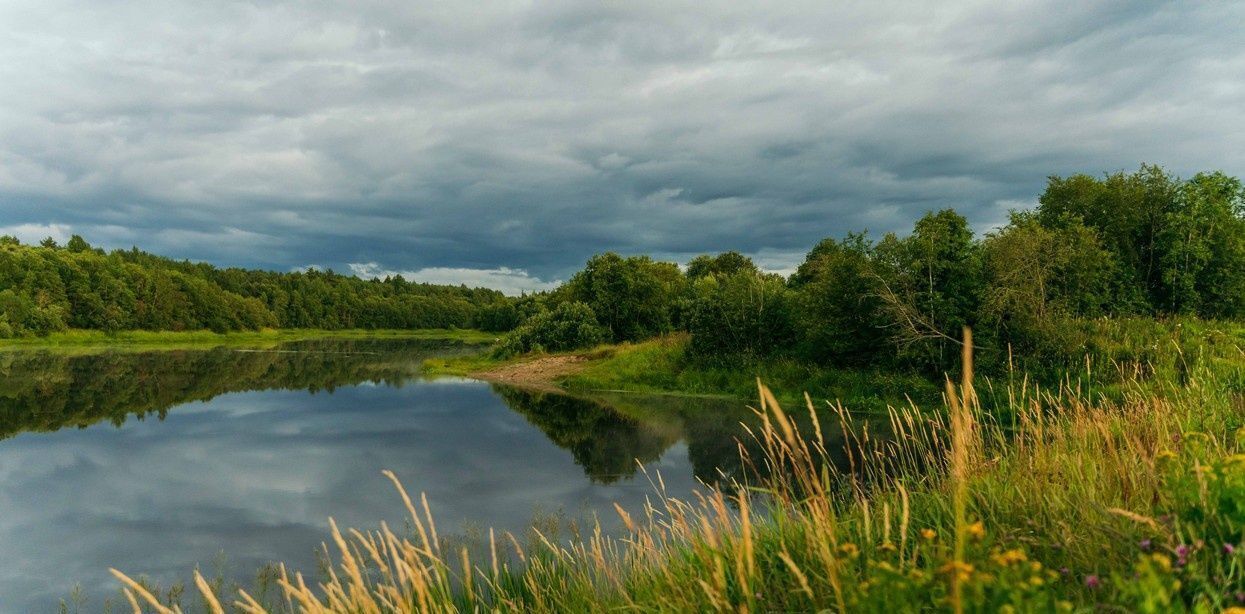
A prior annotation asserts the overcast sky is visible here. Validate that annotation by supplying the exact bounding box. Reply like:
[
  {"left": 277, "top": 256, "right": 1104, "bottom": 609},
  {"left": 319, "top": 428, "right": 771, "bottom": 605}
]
[{"left": 1, "top": 1, "right": 1242, "bottom": 293}]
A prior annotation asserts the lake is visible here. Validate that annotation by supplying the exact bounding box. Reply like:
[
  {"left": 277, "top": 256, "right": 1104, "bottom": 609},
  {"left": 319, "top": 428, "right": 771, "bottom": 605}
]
[{"left": 0, "top": 339, "right": 771, "bottom": 612}]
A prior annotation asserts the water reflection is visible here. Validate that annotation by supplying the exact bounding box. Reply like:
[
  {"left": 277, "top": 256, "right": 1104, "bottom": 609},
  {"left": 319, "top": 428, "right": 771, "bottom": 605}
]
[
  {"left": 0, "top": 339, "right": 473, "bottom": 440},
  {"left": 0, "top": 342, "right": 698, "bottom": 611},
  {"left": 0, "top": 340, "right": 861, "bottom": 612},
  {"left": 494, "top": 386, "right": 682, "bottom": 484}
]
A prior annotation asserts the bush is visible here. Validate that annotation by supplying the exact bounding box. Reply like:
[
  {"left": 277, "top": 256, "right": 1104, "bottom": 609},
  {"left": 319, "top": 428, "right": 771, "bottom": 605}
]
[
  {"left": 493, "top": 301, "right": 606, "bottom": 357},
  {"left": 685, "top": 271, "right": 795, "bottom": 363}
]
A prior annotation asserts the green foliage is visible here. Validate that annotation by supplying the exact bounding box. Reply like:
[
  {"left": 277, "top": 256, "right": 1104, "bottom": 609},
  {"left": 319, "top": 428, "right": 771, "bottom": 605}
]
[
  {"left": 1036, "top": 164, "right": 1245, "bottom": 318},
  {"left": 495, "top": 166, "right": 1244, "bottom": 383},
  {"left": 684, "top": 271, "right": 795, "bottom": 362},
  {"left": 685, "top": 251, "right": 758, "bottom": 280},
  {"left": 871, "top": 209, "right": 983, "bottom": 371},
  {"left": 791, "top": 233, "right": 888, "bottom": 366},
  {"left": 564, "top": 252, "right": 684, "bottom": 342},
  {"left": 0, "top": 239, "right": 511, "bottom": 336},
  {"left": 494, "top": 301, "right": 606, "bottom": 357},
  {"left": 979, "top": 213, "right": 1121, "bottom": 357}
]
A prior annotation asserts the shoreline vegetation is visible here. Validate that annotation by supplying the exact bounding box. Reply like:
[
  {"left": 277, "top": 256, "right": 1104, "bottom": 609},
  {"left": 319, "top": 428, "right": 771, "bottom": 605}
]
[
  {"left": 0, "top": 327, "right": 497, "bottom": 351},
  {"left": 423, "top": 334, "right": 944, "bottom": 410}
]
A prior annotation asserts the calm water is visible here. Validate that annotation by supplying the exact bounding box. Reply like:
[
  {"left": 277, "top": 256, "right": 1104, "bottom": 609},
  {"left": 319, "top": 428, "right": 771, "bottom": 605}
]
[{"left": 0, "top": 339, "right": 763, "bottom": 612}]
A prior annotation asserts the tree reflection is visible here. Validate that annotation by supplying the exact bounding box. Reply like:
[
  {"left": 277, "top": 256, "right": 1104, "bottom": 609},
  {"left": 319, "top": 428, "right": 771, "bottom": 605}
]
[
  {"left": 491, "top": 386, "right": 680, "bottom": 484},
  {"left": 0, "top": 339, "right": 475, "bottom": 439}
]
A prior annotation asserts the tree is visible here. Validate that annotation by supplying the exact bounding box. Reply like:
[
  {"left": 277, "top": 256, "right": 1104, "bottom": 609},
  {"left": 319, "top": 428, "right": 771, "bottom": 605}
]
[
  {"left": 791, "top": 233, "right": 888, "bottom": 366},
  {"left": 564, "top": 253, "right": 683, "bottom": 342},
  {"left": 1159, "top": 172, "right": 1245, "bottom": 317},
  {"left": 685, "top": 271, "right": 795, "bottom": 362},
  {"left": 66, "top": 235, "right": 92, "bottom": 253},
  {"left": 872, "top": 210, "right": 982, "bottom": 371},
  {"left": 685, "top": 251, "right": 758, "bottom": 280},
  {"left": 979, "top": 213, "right": 1119, "bottom": 348},
  {"left": 494, "top": 301, "right": 606, "bottom": 357},
  {"left": 1036, "top": 165, "right": 1179, "bottom": 313}
]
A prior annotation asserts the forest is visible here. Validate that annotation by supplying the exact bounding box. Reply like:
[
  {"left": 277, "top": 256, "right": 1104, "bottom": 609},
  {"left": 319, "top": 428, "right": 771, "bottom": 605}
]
[
  {"left": 0, "top": 236, "right": 512, "bottom": 336},
  {"left": 496, "top": 164, "right": 1245, "bottom": 377}
]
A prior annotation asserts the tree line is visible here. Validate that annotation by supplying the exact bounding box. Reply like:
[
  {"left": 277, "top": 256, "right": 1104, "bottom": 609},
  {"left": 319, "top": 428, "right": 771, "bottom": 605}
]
[
  {"left": 0, "top": 235, "right": 511, "bottom": 336},
  {"left": 498, "top": 165, "right": 1245, "bottom": 374}
]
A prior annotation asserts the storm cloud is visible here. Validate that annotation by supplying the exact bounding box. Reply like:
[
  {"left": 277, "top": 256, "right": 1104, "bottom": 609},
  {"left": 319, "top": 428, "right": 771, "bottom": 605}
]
[{"left": 1, "top": 1, "right": 1242, "bottom": 291}]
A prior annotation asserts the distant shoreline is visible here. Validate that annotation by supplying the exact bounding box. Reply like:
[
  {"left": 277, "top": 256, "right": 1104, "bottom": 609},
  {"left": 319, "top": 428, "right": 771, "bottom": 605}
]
[{"left": 0, "top": 327, "right": 498, "bottom": 351}]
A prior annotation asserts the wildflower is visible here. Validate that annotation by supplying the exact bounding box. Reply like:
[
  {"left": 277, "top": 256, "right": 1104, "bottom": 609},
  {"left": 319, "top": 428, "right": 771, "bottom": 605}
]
[
  {"left": 1084, "top": 574, "right": 1100, "bottom": 589},
  {"left": 1150, "top": 553, "right": 1172, "bottom": 572},
  {"left": 920, "top": 528, "right": 937, "bottom": 541},
  {"left": 1139, "top": 538, "right": 1152, "bottom": 551},
  {"left": 967, "top": 521, "right": 986, "bottom": 540},
  {"left": 1176, "top": 544, "right": 1190, "bottom": 566},
  {"left": 991, "top": 549, "right": 1027, "bottom": 566},
  {"left": 1226, "top": 543, "right": 1237, "bottom": 556},
  {"left": 1235, "top": 591, "right": 1245, "bottom": 604},
  {"left": 939, "top": 561, "right": 974, "bottom": 582}
]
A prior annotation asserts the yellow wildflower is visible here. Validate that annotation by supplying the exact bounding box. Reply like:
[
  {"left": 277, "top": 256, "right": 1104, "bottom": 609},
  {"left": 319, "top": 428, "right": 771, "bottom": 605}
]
[
  {"left": 939, "top": 561, "right": 974, "bottom": 582},
  {"left": 1150, "top": 553, "right": 1172, "bottom": 572},
  {"left": 991, "top": 549, "right": 1027, "bottom": 566}
]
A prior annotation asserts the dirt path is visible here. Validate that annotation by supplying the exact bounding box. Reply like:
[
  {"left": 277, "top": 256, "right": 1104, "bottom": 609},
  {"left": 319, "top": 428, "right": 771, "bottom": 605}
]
[{"left": 471, "top": 354, "right": 589, "bottom": 392}]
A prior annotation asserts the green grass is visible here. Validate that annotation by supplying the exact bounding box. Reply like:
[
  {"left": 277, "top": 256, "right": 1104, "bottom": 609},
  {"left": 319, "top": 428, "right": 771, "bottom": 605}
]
[
  {"left": 426, "top": 334, "right": 941, "bottom": 412},
  {"left": 564, "top": 335, "right": 941, "bottom": 411},
  {"left": 0, "top": 327, "right": 498, "bottom": 351}
]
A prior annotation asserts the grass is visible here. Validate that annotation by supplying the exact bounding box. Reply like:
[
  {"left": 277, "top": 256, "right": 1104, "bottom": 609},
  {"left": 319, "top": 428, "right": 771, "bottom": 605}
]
[
  {"left": 0, "top": 328, "right": 498, "bottom": 351},
  {"left": 564, "top": 335, "right": 941, "bottom": 411},
  {"left": 427, "top": 333, "right": 941, "bottom": 411},
  {"left": 111, "top": 324, "right": 1245, "bottom": 612}
]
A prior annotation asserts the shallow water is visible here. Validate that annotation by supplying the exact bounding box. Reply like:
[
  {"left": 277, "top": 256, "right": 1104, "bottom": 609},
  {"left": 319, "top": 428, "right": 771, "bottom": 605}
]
[{"left": 0, "top": 339, "right": 761, "bottom": 612}]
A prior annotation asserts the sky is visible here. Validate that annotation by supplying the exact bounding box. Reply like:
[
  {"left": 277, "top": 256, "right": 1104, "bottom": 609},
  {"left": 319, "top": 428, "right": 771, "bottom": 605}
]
[{"left": 1, "top": 1, "right": 1242, "bottom": 293}]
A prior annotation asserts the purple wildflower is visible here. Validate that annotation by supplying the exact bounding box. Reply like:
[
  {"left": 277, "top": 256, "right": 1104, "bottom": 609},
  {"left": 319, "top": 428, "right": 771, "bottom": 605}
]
[
  {"left": 1225, "top": 543, "right": 1237, "bottom": 555},
  {"left": 1139, "top": 539, "right": 1152, "bottom": 551},
  {"left": 1085, "top": 575, "right": 1100, "bottom": 589},
  {"left": 1236, "top": 591, "right": 1245, "bottom": 604}
]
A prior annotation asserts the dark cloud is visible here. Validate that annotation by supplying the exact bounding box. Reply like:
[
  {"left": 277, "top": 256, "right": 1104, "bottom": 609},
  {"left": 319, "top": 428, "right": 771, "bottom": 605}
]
[{"left": 1, "top": 1, "right": 1242, "bottom": 290}]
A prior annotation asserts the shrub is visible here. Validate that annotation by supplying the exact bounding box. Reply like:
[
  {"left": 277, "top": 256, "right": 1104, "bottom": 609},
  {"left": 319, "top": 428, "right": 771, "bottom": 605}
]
[
  {"left": 685, "top": 271, "right": 795, "bottom": 363},
  {"left": 493, "top": 301, "right": 605, "bottom": 357}
]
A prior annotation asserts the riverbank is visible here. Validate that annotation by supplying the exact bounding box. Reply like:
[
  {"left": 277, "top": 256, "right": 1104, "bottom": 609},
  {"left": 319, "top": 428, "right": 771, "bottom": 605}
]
[
  {"left": 0, "top": 328, "right": 498, "bottom": 351},
  {"left": 425, "top": 334, "right": 942, "bottom": 410}
]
